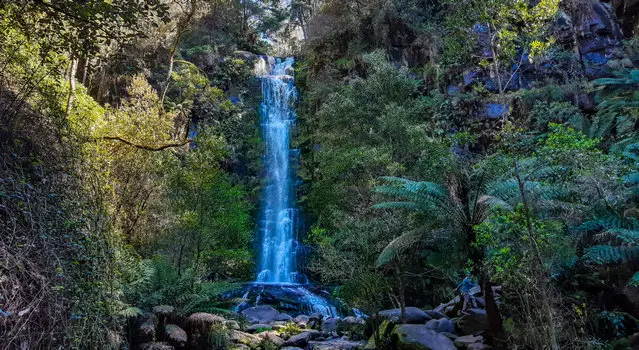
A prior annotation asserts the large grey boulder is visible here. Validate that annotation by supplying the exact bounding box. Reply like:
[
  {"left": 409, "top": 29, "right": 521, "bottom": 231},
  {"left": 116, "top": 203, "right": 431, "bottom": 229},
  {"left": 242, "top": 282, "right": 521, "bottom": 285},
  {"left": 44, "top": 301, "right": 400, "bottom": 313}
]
[
  {"left": 246, "top": 324, "right": 271, "bottom": 333},
  {"left": 283, "top": 330, "right": 322, "bottom": 347},
  {"left": 241, "top": 305, "right": 281, "bottom": 324},
  {"left": 275, "top": 313, "right": 294, "bottom": 321},
  {"left": 230, "top": 330, "right": 262, "bottom": 348},
  {"left": 425, "top": 310, "right": 447, "bottom": 320},
  {"left": 258, "top": 331, "right": 285, "bottom": 347},
  {"left": 322, "top": 317, "right": 340, "bottom": 333},
  {"left": 225, "top": 320, "right": 241, "bottom": 330},
  {"left": 294, "top": 314, "right": 311, "bottom": 328},
  {"left": 425, "top": 318, "right": 455, "bottom": 334},
  {"left": 391, "top": 324, "right": 456, "bottom": 350},
  {"left": 379, "top": 307, "right": 432, "bottom": 324}
]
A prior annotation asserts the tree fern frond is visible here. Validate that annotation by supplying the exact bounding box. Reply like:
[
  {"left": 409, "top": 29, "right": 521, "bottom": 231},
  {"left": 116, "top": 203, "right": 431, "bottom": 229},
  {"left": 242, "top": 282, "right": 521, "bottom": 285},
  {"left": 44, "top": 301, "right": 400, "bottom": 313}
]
[
  {"left": 378, "top": 177, "right": 448, "bottom": 198},
  {"left": 583, "top": 245, "right": 639, "bottom": 264},
  {"left": 377, "top": 229, "right": 426, "bottom": 267},
  {"left": 596, "top": 228, "right": 639, "bottom": 244},
  {"left": 628, "top": 271, "right": 639, "bottom": 287},
  {"left": 373, "top": 185, "right": 442, "bottom": 207},
  {"left": 622, "top": 143, "right": 639, "bottom": 161},
  {"left": 477, "top": 195, "right": 512, "bottom": 210},
  {"left": 119, "top": 306, "right": 144, "bottom": 318},
  {"left": 372, "top": 201, "right": 429, "bottom": 211},
  {"left": 487, "top": 179, "right": 520, "bottom": 202},
  {"left": 528, "top": 166, "right": 566, "bottom": 180}
]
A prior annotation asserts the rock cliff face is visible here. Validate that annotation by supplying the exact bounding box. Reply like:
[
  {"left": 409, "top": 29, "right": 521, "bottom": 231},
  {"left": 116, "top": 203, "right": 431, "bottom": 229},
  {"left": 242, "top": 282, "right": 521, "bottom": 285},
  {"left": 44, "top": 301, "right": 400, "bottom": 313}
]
[
  {"left": 613, "top": 0, "right": 639, "bottom": 37},
  {"left": 571, "top": 0, "right": 624, "bottom": 78},
  {"left": 388, "top": 0, "right": 634, "bottom": 83}
]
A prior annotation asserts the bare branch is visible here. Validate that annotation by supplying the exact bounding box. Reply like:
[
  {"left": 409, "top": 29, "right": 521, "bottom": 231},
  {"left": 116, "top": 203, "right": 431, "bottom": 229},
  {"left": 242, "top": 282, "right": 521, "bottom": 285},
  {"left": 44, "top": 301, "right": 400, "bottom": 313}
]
[{"left": 98, "top": 136, "right": 192, "bottom": 151}]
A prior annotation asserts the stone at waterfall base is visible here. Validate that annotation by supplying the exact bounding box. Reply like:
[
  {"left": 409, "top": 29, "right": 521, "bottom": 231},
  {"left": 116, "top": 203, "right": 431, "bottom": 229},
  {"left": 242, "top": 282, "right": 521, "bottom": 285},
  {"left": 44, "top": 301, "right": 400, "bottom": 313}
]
[
  {"left": 283, "top": 330, "right": 322, "bottom": 347},
  {"left": 241, "top": 305, "right": 283, "bottom": 324},
  {"left": 230, "top": 330, "right": 262, "bottom": 348}
]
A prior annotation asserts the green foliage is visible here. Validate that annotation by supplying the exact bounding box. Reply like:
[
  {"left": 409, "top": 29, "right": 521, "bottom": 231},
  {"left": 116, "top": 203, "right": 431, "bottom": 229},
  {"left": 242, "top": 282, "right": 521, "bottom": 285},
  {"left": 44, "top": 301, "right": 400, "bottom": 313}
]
[
  {"left": 590, "top": 69, "right": 639, "bottom": 147},
  {"left": 207, "top": 322, "right": 232, "bottom": 350}
]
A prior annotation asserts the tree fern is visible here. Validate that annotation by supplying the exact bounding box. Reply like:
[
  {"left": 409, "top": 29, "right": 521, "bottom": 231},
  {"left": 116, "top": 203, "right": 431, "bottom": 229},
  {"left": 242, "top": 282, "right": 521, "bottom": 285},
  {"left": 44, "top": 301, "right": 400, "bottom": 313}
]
[
  {"left": 376, "top": 228, "right": 426, "bottom": 267},
  {"left": 119, "top": 306, "right": 144, "bottom": 318},
  {"left": 628, "top": 271, "right": 639, "bottom": 287},
  {"left": 591, "top": 69, "right": 639, "bottom": 142},
  {"left": 583, "top": 245, "right": 639, "bottom": 264},
  {"left": 595, "top": 228, "right": 639, "bottom": 245}
]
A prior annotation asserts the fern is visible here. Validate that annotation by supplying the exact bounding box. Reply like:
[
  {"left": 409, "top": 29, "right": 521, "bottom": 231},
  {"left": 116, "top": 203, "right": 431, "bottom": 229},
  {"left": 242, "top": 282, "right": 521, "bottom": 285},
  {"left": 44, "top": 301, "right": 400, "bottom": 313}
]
[
  {"left": 595, "top": 228, "right": 639, "bottom": 245},
  {"left": 590, "top": 69, "right": 639, "bottom": 142},
  {"left": 376, "top": 229, "right": 425, "bottom": 267},
  {"left": 628, "top": 271, "right": 639, "bottom": 287},
  {"left": 119, "top": 306, "right": 144, "bottom": 318},
  {"left": 583, "top": 245, "right": 639, "bottom": 264}
]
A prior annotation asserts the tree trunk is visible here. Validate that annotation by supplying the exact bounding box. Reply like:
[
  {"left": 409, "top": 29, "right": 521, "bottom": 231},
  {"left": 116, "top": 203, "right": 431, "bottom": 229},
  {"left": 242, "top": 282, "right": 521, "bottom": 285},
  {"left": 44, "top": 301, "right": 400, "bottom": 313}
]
[
  {"left": 394, "top": 261, "right": 406, "bottom": 323},
  {"left": 482, "top": 276, "right": 507, "bottom": 349},
  {"left": 65, "top": 57, "right": 78, "bottom": 118}
]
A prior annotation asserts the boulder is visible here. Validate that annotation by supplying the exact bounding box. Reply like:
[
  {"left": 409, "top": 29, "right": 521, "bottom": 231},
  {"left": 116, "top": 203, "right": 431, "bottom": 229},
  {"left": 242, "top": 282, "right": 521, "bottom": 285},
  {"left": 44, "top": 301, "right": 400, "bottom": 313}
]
[
  {"left": 365, "top": 319, "right": 394, "bottom": 349},
  {"left": 391, "top": 324, "right": 456, "bottom": 350},
  {"left": 246, "top": 324, "right": 272, "bottom": 333},
  {"left": 230, "top": 330, "right": 262, "bottom": 348},
  {"left": 258, "top": 331, "right": 285, "bottom": 347},
  {"left": 454, "top": 335, "right": 484, "bottom": 348},
  {"left": 283, "top": 330, "right": 322, "bottom": 347},
  {"left": 309, "top": 339, "right": 366, "bottom": 350},
  {"left": 444, "top": 306, "right": 456, "bottom": 318},
  {"left": 309, "top": 313, "right": 324, "bottom": 329},
  {"left": 275, "top": 313, "right": 294, "bottom": 322},
  {"left": 271, "top": 323, "right": 286, "bottom": 331},
  {"left": 425, "top": 318, "right": 455, "bottom": 334},
  {"left": 337, "top": 317, "right": 366, "bottom": 339},
  {"left": 425, "top": 310, "right": 447, "bottom": 320},
  {"left": 458, "top": 309, "right": 489, "bottom": 335},
  {"left": 322, "top": 317, "right": 340, "bottom": 333},
  {"left": 231, "top": 345, "right": 250, "bottom": 350},
  {"left": 225, "top": 320, "right": 241, "bottom": 330},
  {"left": 378, "top": 307, "right": 432, "bottom": 324},
  {"left": 440, "top": 332, "right": 457, "bottom": 341},
  {"left": 234, "top": 51, "right": 257, "bottom": 63},
  {"left": 241, "top": 305, "right": 281, "bottom": 324},
  {"left": 294, "top": 315, "right": 311, "bottom": 325}
]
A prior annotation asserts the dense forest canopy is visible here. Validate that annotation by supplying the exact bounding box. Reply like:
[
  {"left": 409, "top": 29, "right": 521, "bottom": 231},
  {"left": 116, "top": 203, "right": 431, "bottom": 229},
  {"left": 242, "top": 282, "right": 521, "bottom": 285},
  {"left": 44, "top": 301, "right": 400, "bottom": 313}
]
[{"left": 1, "top": 0, "right": 639, "bottom": 349}]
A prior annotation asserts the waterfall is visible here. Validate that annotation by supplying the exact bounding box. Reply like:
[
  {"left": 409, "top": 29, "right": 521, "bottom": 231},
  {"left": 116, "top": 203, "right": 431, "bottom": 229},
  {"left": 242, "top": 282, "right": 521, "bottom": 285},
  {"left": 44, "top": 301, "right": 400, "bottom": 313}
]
[
  {"left": 255, "top": 56, "right": 299, "bottom": 284},
  {"left": 248, "top": 56, "right": 339, "bottom": 318}
]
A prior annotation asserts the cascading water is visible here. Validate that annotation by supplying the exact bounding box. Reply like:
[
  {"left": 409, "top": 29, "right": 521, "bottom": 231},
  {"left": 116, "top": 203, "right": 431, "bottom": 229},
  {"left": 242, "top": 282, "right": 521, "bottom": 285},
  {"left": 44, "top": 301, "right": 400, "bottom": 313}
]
[
  {"left": 255, "top": 56, "right": 299, "bottom": 284},
  {"left": 248, "top": 56, "right": 338, "bottom": 317}
]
